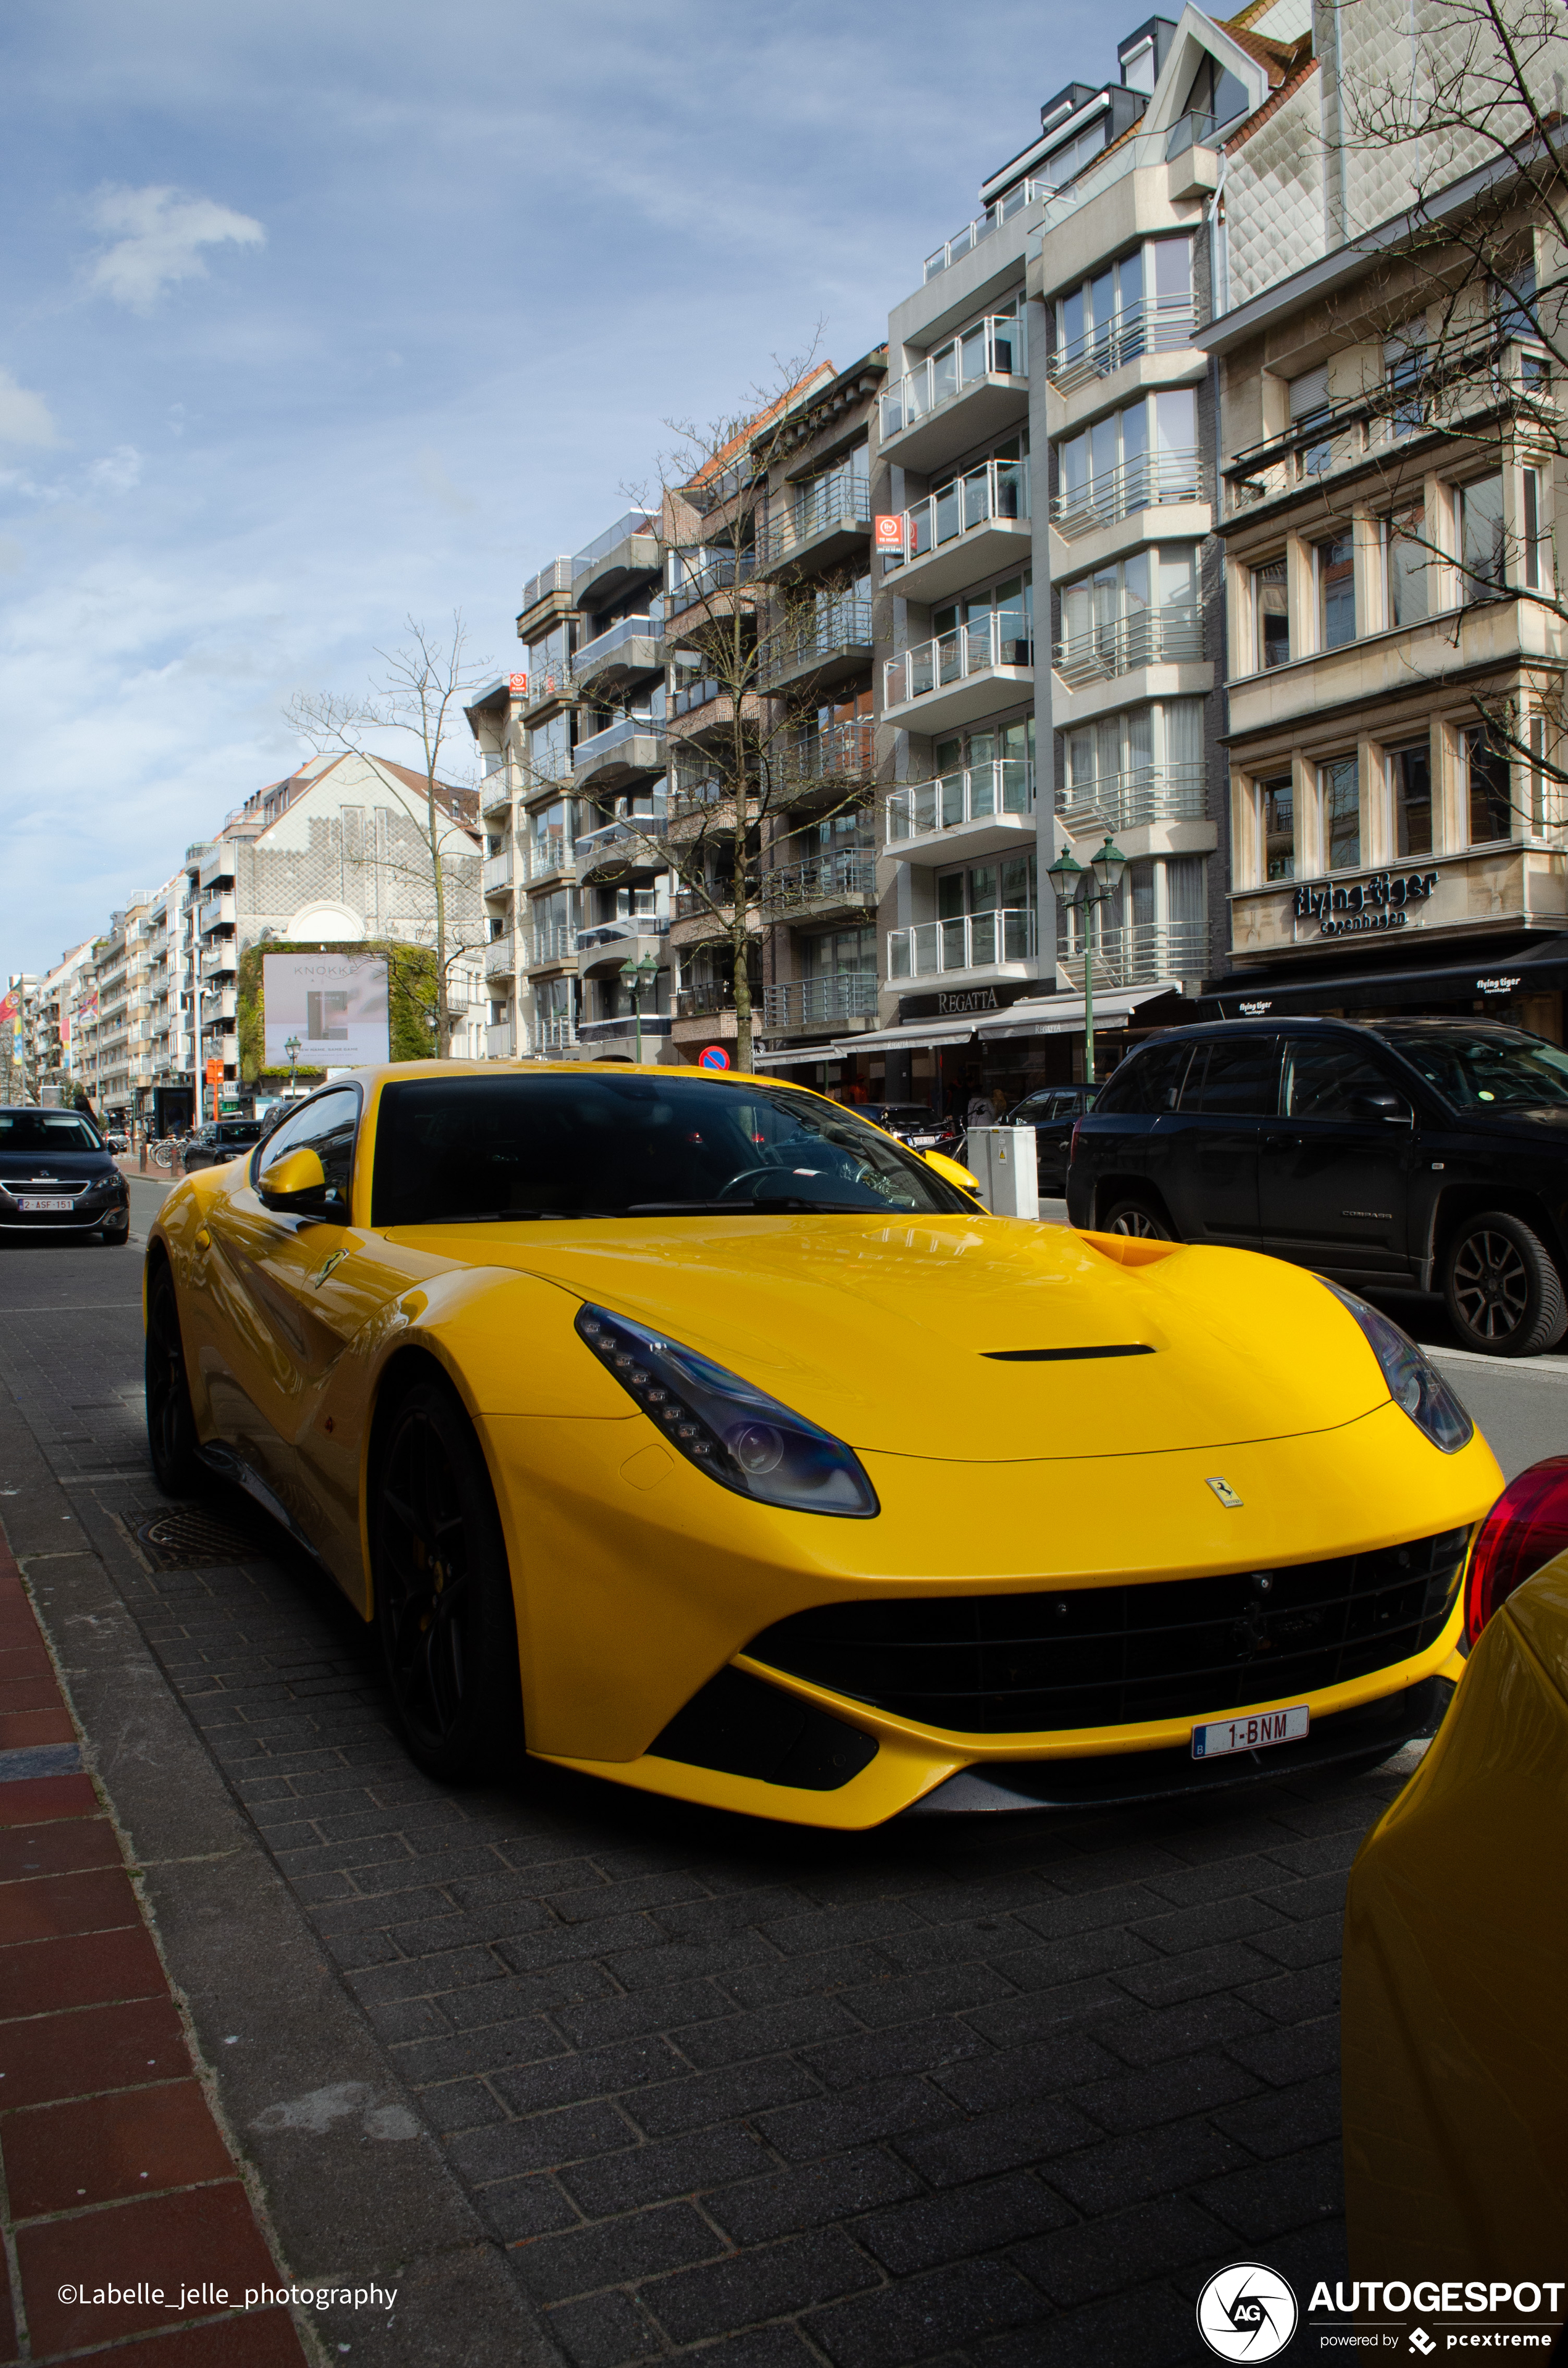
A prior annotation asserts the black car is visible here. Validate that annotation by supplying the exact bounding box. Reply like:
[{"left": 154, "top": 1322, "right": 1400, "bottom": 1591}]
[
  {"left": 181, "top": 1119, "right": 264, "bottom": 1173},
  {"left": 1006, "top": 1084, "right": 1098, "bottom": 1193},
  {"left": 1065, "top": 1015, "right": 1568, "bottom": 1356},
  {"left": 0, "top": 1105, "right": 130, "bottom": 1244},
  {"left": 858, "top": 1103, "right": 967, "bottom": 1161}
]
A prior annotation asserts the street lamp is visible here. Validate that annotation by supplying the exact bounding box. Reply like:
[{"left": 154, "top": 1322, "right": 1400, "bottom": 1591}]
[
  {"left": 285, "top": 1034, "right": 301, "bottom": 1099},
  {"left": 620, "top": 953, "right": 661, "bottom": 1065},
  {"left": 1046, "top": 835, "right": 1126, "bottom": 1087}
]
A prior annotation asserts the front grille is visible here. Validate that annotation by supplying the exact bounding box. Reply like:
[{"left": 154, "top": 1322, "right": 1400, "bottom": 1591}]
[{"left": 746, "top": 1528, "right": 1469, "bottom": 1735}]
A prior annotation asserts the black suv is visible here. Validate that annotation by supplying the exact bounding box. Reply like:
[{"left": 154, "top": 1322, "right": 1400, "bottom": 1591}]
[{"left": 1065, "top": 1016, "right": 1568, "bottom": 1357}]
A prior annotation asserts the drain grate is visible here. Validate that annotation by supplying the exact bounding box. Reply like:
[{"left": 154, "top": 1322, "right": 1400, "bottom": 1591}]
[{"left": 129, "top": 1504, "right": 272, "bottom": 1570}]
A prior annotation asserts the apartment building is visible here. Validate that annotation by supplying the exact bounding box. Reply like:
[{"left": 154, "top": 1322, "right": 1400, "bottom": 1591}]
[{"left": 1203, "top": 0, "right": 1568, "bottom": 1042}]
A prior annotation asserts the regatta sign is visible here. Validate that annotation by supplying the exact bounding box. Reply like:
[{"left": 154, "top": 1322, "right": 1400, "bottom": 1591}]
[{"left": 1294, "top": 869, "right": 1439, "bottom": 938}]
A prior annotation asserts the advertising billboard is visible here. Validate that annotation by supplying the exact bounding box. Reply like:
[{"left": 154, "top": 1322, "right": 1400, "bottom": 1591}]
[{"left": 262, "top": 953, "right": 390, "bottom": 1068}]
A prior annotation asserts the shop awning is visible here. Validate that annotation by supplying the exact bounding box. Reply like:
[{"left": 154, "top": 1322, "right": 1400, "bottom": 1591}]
[
  {"left": 1198, "top": 935, "right": 1568, "bottom": 1020},
  {"left": 829, "top": 1020, "right": 977, "bottom": 1055},
  {"left": 977, "top": 982, "right": 1184, "bottom": 1042},
  {"left": 749, "top": 1043, "right": 850, "bottom": 1069}
]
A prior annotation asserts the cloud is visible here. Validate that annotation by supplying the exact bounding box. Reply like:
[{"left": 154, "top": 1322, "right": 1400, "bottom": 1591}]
[
  {"left": 415, "top": 448, "right": 476, "bottom": 516},
  {"left": 0, "top": 368, "right": 59, "bottom": 448},
  {"left": 86, "top": 184, "right": 265, "bottom": 313},
  {"left": 88, "top": 446, "right": 143, "bottom": 495}
]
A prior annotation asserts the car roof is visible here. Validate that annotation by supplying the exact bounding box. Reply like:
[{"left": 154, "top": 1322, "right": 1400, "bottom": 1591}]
[
  {"left": 1132, "top": 1014, "right": 1534, "bottom": 1045},
  {"left": 314, "top": 1061, "right": 836, "bottom": 1099}
]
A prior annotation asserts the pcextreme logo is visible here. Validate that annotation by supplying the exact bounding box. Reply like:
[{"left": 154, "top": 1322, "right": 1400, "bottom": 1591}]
[{"left": 1197, "top": 2263, "right": 1298, "bottom": 2360}]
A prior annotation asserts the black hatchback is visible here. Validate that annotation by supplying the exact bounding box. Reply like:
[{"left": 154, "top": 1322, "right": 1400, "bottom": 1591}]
[
  {"left": 1006, "top": 1084, "right": 1098, "bottom": 1194},
  {"left": 0, "top": 1106, "right": 130, "bottom": 1244},
  {"left": 1065, "top": 1016, "right": 1568, "bottom": 1357},
  {"left": 181, "top": 1119, "right": 264, "bottom": 1173}
]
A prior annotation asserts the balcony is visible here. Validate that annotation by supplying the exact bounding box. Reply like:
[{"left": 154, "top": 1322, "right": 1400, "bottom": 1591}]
[
  {"left": 763, "top": 974, "right": 880, "bottom": 1034},
  {"left": 525, "top": 831, "right": 572, "bottom": 883},
  {"left": 574, "top": 817, "right": 662, "bottom": 879},
  {"left": 480, "top": 764, "right": 515, "bottom": 821},
  {"left": 528, "top": 923, "right": 576, "bottom": 972},
  {"left": 889, "top": 907, "right": 1036, "bottom": 982},
  {"left": 199, "top": 987, "right": 238, "bottom": 1024},
  {"left": 886, "top": 759, "right": 1036, "bottom": 864},
  {"left": 197, "top": 893, "right": 235, "bottom": 934},
  {"left": 1048, "top": 295, "right": 1203, "bottom": 396},
  {"left": 883, "top": 613, "right": 1034, "bottom": 734},
  {"left": 573, "top": 714, "right": 665, "bottom": 793},
  {"left": 761, "top": 477, "right": 871, "bottom": 578},
  {"left": 522, "top": 665, "right": 577, "bottom": 718},
  {"left": 199, "top": 943, "right": 236, "bottom": 980},
  {"left": 1052, "top": 448, "right": 1204, "bottom": 541},
  {"left": 775, "top": 719, "right": 877, "bottom": 809},
  {"left": 574, "top": 615, "right": 664, "bottom": 697},
  {"left": 482, "top": 848, "right": 514, "bottom": 895},
  {"left": 674, "top": 982, "right": 738, "bottom": 1022},
  {"left": 1036, "top": 122, "right": 1216, "bottom": 240},
  {"left": 1058, "top": 920, "right": 1207, "bottom": 989},
  {"left": 759, "top": 601, "right": 874, "bottom": 695},
  {"left": 1057, "top": 764, "right": 1205, "bottom": 837},
  {"left": 483, "top": 937, "right": 517, "bottom": 981},
  {"left": 530, "top": 1016, "right": 578, "bottom": 1053},
  {"left": 576, "top": 917, "right": 670, "bottom": 976},
  {"left": 520, "top": 555, "right": 573, "bottom": 617},
  {"left": 486, "top": 1019, "right": 515, "bottom": 1059},
  {"left": 665, "top": 551, "right": 755, "bottom": 622},
  {"left": 671, "top": 674, "right": 722, "bottom": 719},
  {"left": 924, "top": 177, "right": 1043, "bottom": 282},
  {"left": 760, "top": 851, "right": 876, "bottom": 921},
  {"left": 884, "top": 454, "right": 1031, "bottom": 605},
  {"left": 1053, "top": 605, "right": 1203, "bottom": 689},
  {"left": 572, "top": 511, "right": 659, "bottom": 611},
  {"left": 880, "top": 316, "right": 1027, "bottom": 474}
]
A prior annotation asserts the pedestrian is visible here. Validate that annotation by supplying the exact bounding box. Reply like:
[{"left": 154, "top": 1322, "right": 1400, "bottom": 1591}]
[
  {"left": 990, "top": 1084, "right": 1009, "bottom": 1120},
  {"left": 966, "top": 1089, "right": 992, "bottom": 1131}
]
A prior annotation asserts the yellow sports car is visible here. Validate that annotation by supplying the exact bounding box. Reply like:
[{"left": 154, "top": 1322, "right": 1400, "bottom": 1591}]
[{"left": 144, "top": 1061, "right": 1502, "bottom": 1828}]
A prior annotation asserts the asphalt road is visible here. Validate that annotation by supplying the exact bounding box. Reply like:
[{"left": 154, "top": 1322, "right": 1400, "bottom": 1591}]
[{"left": 0, "top": 1180, "right": 1558, "bottom": 2366}]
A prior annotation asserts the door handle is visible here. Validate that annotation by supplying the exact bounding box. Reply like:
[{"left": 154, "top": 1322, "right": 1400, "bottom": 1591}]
[{"left": 1262, "top": 1134, "right": 1302, "bottom": 1150}]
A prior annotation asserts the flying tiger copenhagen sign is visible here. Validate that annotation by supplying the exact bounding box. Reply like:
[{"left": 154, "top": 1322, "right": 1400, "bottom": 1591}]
[{"left": 262, "top": 953, "right": 391, "bottom": 1068}]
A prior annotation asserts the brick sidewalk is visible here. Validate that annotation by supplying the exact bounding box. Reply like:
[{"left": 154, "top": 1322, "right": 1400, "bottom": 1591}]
[{"left": 0, "top": 1536, "right": 309, "bottom": 2365}]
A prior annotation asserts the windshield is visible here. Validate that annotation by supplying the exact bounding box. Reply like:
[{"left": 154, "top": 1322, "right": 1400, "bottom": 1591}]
[
  {"left": 1383, "top": 1027, "right": 1568, "bottom": 1110},
  {"left": 371, "top": 1074, "right": 972, "bottom": 1224},
  {"left": 0, "top": 1111, "right": 104, "bottom": 1153}
]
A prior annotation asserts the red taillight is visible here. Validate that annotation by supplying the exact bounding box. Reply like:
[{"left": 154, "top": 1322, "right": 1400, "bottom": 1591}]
[
  {"left": 1069, "top": 1120, "right": 1083, "bottom": 1166},
  {"left": 1464, "top": 1455, "right": 1568, "bottom": 1646}
]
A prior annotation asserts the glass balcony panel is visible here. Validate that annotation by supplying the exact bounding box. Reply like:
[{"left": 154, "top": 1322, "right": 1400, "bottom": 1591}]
[
  {"left": 935, "top": 480, "right": 961, "bottom": 543},
  {"left": 933, "top": 344, "right": 960, "bottom": 408}
]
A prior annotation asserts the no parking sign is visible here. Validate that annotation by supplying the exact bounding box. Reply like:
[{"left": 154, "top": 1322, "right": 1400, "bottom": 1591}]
[{"left": 698, "top": 1045, "right": 730, "bottom": 1070}]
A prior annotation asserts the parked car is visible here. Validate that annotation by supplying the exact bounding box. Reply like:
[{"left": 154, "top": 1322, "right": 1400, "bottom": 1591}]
[
  {"left": 1006, "top": 1084, "right": 1098, "bottom": 1193},
  {"left": 1066, "top": 1015, "right": 1568, "bottom": 1356},
  {"left": 181, "top": 1119, "right": 264, "bottom": 1173},
  {"left": 1342, "top": 1454, "right": 1568, "bottom": 2278},
  {"left": 858, "top": 1103, "right": 967, "bottom": 1161},
  {"left": 0, "top": 1104, "right": 130, "bottom": 1244}
]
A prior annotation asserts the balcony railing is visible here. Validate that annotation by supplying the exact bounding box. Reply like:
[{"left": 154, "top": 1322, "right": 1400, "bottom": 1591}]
[
  {"left": 530, "top": 1016, "right": 578, "bottom": 1052},
  {"left": 1058, "top": 919, "right": 1207, "bottom": 987},
  {"left": 1038, "top": 123, "right": 1215, "bottom": 236},
  {"left": 1054, "top": 605, "right": 1203, "bottom": 688},
  {"left": 672, "top": 674, "right": 722, "bottom": 719},
  {"left": 888, "top": 908, "right": 1037, "bottom": 980},
  {"left": 675, "top": 982, "right": 738, "bottom": 1019},
  {"left": 778, "top": 719, "right": 876, "bottom": 798},
  {"left": 764, "top": 974, "right": 880, "bottom": 1029},
  {"left": 520, "top": 556, "right": 572, "bottom": 613},
  {"left": 763, "top": 477, "right": 870, "bottom": 569},
  {"left": 665, "top": 552, "right": 754, "bottom": 617},
  {"left": 574, "top": 713, "right": 663, "bottom": 771},
  {"left": 1057, "top": 764, "right": 1205, "bottom": 833},
  {"left": 480, "top": 766, "right": 515, "bottom": 817},
  {"left": 1048, "top": 295, "right": 1201, "bottom": 393},
  {"left": 573, "top": 512, "right": 656, "bottom": 580},
  {"left": 884, "top": 613, "right": 1033, "bottom": 709},
  {"left": 887, "top": 759, "right": 1035, "bottom": 844},
  {"left": 486, "top": 1019, "right": 515, "bottom": 1059},
  {"left": 483, "top": 938, "right": 517, "bottom": 979},
  {"left": 527, "top": 832, "right": 570, "bottom": 879},
  {"left": 576, "top": 915, "right": 669, "bottom": 953},
  {"left": 924, "top": 178, "right": 1043, "bottom": 282},
  {"left": 530, "top": 923, "right": 576, "bottom": 966},
  {"left": 880, "top": 316, "right": 1027, "bottom": 442},
  {"left": 198, "top": 945, "right": 235, "bottom": 979},
  {"left": 482, "top": 849, "right": 514, "bottom": 894},
  {"left": 1052, "top": 448, "right": 1204, "bottom": 538},
  {"left": 574, "top": 817, "right": 661, "bottom": 873},
  {"left": 760, "top": 851, "right": 876, "bottom": 912},
  {"left": 759, "top": 601, "right": 874, "bottom": 688},
  {"left": 575, "top": 614, "right": 661, "bottom": 674},
  {"left": 888, "top": 454, "right": 1028, "bottom": 574}
]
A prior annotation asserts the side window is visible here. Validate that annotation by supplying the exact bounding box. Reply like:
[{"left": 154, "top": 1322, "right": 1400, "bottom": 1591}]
[
  {"left": 256, "top": 1088, "right": 361, "bottom": 1209},
  {"left": 1096, "top": 1040, "right": 1193, "bottom": 1115},
  {"left": 1183, "top": 1037, "right": 1283, "bottom": 1115},
  {"left": 1282, "top": 1041, "right": 1398, "bottom": 1120}
]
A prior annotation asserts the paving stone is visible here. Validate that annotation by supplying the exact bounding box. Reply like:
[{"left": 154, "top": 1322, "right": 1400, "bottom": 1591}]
[
  {"left": 507, "top": 2199, "right": 724, "bottom": 2303},
  {"left": 976, "top": 2278, "right": 1195, "bottom": 2368},
  {"left": 1212, "top": 2072, "right": 1342, "bottom": 2154},
  {"left": 706, "top": 2148, "right": 924, "bottom": 2246},
  {"left": 1070, "top": 2049, "right": 1262, "bottom": 2135},
  {"left": 541, "top": 2288, "right": 661, "bottom": 2368},
  {"left": 559, "top": 2125, "right": 775, "bottom": 2219},
  {"left": 1046, "top": 2123, "right": 1253, "bottom": 2217},
  {"left": 804, "top": 2256, "right": 1051, "bottom": 2368},
  {"left": 853, "top": 2172, "right": 1075, "bottom": 2275},
  {"left": 1015, "top": 2193, "right": 1230, "bottom": 2306},
  {"left": 644, "top": 2227, "right": 880, "bottom": 2346},
  {"left": 672, "top": 1994, "right": 859, "bottom": 2071},
  {"left": 1196, "top": 2140, "right": 1345, "bottom": 2241},
  {"left": 892, "top": 2095, "right": 1103, "bottom": 2190}
]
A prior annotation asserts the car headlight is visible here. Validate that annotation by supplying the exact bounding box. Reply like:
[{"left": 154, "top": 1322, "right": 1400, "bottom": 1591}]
[
  {"left": 1320, "top": 1281, "right": 1472, "bottom": 1454},
  {"left": 576, "top": 1303, "right": 878, "bottom": 1518}
]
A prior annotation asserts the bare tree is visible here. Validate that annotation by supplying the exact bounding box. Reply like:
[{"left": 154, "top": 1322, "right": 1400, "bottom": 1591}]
[{"left": 286, "top": 616, "right": 490, "bottom": 1055}]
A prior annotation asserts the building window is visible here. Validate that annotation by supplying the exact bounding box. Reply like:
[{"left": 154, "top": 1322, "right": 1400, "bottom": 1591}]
[
  {"left": 1466, "top": 726, "right": 1513, "bottom": 845},
  {"left": 1253, "top": 555, "right": 1289, "bottom": 668},
  {"left": 1384, "top": 321, "right": 1427, "bottom": 437},
  {"left": 1290, "top": 364, "right": 1332, "bottom": 478},
  {"left": 1388, "top": 742, "right": 1433, "bottom": 857},
  {"left": 1321, "top": 755, "right": 1360, "bottom": 869},
  {"left": 1317, "top": 532, "right": 1356, "bottom": 649},
  {"left": 1460, "top": 475, "right": 1506, "bottom": 599},
  {"left": 1385, "top": 505, "right": 1428, "bottom": 629},
  {"left": 1259, "top": 774, "right": 1294, "bottom": 879},
  {"left": 1052, "top": 237, "right": 1192, "bottom": 380},
  {"left": 1056, "top": 390, "right": 1197, "bottom": 530},
  {"left": 932, "top": 575, "right": 1032, "bottom": 669},
  {"left": 1524, "top": 467, "right": 1545, "bottom": 590}
]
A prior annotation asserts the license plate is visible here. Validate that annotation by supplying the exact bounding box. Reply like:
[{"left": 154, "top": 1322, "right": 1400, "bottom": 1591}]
[
  {"left": 19, "top": 1197, "right": 73, "bottom": 1213},
  {"left": 1191, "top": 1705, "right": 1309, "bottom": 1760},
  {"left": 910, "top": 1134, "right": 939, "bottom": 1146}
]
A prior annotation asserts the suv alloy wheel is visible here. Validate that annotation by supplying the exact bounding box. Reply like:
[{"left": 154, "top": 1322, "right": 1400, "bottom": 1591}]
[{"left": 1441, "top": 1210, "right": 1568, "bottom": 1357}]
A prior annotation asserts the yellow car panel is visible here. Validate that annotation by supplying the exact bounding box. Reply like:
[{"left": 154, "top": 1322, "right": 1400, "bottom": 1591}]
[{"left": 146, "top": 1060, "right": 1505, "bottom": 1827}]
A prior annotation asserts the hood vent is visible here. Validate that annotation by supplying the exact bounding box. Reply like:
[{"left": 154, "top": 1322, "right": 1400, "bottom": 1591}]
[{"left": 983, "top": 1344, "right": 1154, "bottom": 1362}]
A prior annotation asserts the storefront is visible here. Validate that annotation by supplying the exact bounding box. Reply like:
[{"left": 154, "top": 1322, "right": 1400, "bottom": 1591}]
[
  {"left": 832, "top": 982, "right": 1192, "bottom": 1111},
  {"left": 1199, "top": 931, "right": 1568, "bottom": 1042}
]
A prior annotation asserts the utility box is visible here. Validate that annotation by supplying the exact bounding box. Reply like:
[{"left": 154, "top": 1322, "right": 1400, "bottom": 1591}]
[{"left": 964, "top": 1126, "right": 1039, "bottom": 1220}]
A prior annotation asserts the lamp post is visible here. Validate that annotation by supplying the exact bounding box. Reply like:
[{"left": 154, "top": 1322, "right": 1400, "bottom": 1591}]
[
  {"left": 285, "top": 1034, "right": 301, "bottom": 1100},
  {"left": 1046, "top": 835, "right": 1127, "bottom": 1088},
  {"left": 620, "top": 952, "right": 660, "bottom": 1065}
]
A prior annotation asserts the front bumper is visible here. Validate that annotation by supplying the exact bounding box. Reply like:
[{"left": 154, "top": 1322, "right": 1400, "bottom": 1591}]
[{"left": 0, "top": 1200, "right": 127, "bottom": 1234}]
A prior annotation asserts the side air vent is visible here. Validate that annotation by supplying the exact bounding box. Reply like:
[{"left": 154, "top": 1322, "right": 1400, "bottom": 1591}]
[{"left": 648, "top": 1666, "right": 878, "bottom": 1791}]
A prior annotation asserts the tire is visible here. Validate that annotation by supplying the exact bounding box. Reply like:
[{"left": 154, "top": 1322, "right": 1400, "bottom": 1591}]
[
  {"left": 145, "top": 1261, "right": 206, "bottom": 1495},
  {"left": 372, "top": 1378, "right": 524, "bottom": 1784},
  {"left": 1442, "top": 1210, "right": 1567, "bottom": 1357},
  {"left": 1101, "top": 1195, "right": 1175, "bottom": 1241}
]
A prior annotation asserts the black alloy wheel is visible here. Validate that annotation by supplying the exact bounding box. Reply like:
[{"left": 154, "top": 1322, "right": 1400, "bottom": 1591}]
[
  {"left": 145, "top": 1263, "right": 206, "bottom": 1495},
  {"left": 1442, "top": 1210, "right": 1567, "bottom": 1358},
  {"left": 373, "top": 1379, "right": 523, "bottom": 1783},
  {"left": 1102, "top": 1195, "right": 1174, "bottom": 1241}
]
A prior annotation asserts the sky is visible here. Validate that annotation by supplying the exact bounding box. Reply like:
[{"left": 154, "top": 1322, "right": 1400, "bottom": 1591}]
[{"left": 0, "top": 0, "right": 1107, "bottom": 979}]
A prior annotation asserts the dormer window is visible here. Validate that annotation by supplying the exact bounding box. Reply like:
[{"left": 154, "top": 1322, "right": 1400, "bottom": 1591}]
[{"left": 1121, "top": 36, "right": 1155, "bottom": 93}]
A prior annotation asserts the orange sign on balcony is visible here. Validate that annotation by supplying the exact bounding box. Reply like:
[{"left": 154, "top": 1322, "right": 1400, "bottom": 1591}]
[{"left": 874, "top": 514, "right": 906, "bottom": 551}]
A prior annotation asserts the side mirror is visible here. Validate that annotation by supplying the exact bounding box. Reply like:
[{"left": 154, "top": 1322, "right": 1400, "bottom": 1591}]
[
  {"left": 1350, "top": 1090, "right": 1414, "bottom": 1128},
  {"left": 924, "top": 1148, "right": 982, "bottom": 1194},
  {"left": 259, "top": 1145, "right": 328, "bottom": 1206}
]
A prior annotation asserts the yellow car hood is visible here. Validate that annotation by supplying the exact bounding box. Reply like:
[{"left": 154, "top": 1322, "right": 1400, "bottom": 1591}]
[{"left": 417, "top": 1214, "right": 1391, "bottom": 1463}]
